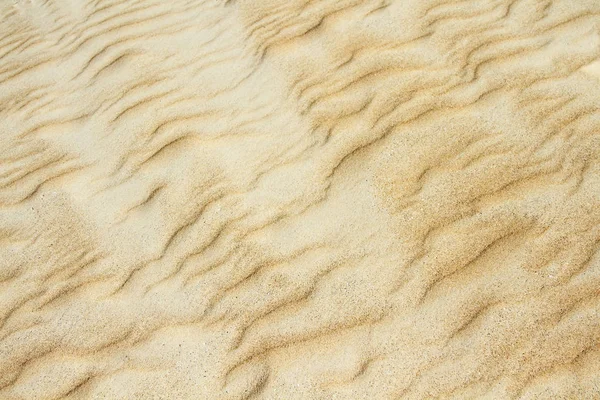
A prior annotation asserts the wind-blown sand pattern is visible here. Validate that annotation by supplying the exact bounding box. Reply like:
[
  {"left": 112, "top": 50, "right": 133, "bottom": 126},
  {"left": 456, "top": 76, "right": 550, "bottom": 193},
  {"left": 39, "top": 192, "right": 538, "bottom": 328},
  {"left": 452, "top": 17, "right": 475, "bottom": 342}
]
[{"left": 1, "top": 0, "right": 600, "bottom": 398}]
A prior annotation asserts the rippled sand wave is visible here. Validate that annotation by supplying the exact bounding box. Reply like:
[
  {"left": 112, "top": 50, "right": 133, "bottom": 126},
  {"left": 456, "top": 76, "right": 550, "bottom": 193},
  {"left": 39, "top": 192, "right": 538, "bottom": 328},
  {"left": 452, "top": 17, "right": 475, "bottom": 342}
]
[{"left": 1, "top": 0, "right": 600, "bottom": 398}]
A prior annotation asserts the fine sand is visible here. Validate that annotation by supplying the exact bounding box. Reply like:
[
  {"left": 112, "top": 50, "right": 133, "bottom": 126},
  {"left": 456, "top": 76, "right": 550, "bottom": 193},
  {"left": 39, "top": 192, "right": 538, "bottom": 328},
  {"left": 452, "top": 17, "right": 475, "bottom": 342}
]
[{"left": 2, "top": 0, "right": 600, "bottom": 399}]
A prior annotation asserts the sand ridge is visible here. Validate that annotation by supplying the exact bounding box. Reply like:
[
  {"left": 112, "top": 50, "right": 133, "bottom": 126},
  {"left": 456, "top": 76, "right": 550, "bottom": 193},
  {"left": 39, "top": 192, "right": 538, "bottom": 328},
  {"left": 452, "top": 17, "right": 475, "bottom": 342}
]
[{"left": 1, "top": 0, "right": 600, "bottom": 398}]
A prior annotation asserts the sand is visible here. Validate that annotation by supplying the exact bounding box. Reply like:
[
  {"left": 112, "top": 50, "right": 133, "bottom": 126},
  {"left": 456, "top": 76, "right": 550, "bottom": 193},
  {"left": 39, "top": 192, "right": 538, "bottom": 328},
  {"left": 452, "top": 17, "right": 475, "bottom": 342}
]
[{"left": 1, "top": 0, "right": 600, "bottom": 398}]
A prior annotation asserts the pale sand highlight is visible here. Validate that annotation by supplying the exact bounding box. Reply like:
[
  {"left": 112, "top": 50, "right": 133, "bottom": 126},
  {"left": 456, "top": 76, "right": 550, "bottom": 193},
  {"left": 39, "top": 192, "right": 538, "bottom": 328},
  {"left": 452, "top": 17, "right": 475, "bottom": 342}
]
[{"left": 1, "top": 0, "right": 600, "bottom": 399}]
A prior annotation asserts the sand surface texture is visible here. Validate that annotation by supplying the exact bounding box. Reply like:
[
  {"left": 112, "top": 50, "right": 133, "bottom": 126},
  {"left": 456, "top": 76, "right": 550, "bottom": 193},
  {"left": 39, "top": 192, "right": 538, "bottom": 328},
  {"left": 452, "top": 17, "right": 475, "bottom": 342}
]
[{"left": 2, "top": 0, "right": 600, "bottom": 399}]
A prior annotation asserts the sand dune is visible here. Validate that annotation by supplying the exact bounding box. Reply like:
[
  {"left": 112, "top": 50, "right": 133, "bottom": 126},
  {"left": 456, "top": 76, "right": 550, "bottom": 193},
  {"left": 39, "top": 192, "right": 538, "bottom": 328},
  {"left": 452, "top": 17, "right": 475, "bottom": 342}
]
[{"left": 1, "top": 0, "right": 600, "bottom": 398}]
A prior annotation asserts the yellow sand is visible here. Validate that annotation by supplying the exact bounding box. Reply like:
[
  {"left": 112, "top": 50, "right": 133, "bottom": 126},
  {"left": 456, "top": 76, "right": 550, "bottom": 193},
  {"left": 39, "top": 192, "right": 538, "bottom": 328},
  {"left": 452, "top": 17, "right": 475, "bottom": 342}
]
[{"left": 1, "top": 0, "right": 600, "bottom": 399}]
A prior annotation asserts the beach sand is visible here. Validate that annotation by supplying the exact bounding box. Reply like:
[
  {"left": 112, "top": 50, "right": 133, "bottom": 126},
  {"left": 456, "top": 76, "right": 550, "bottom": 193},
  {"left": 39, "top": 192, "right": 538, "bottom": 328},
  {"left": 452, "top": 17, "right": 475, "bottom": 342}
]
[{"left": 1, "top": 0, "right": 600, "bottom": 398}]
